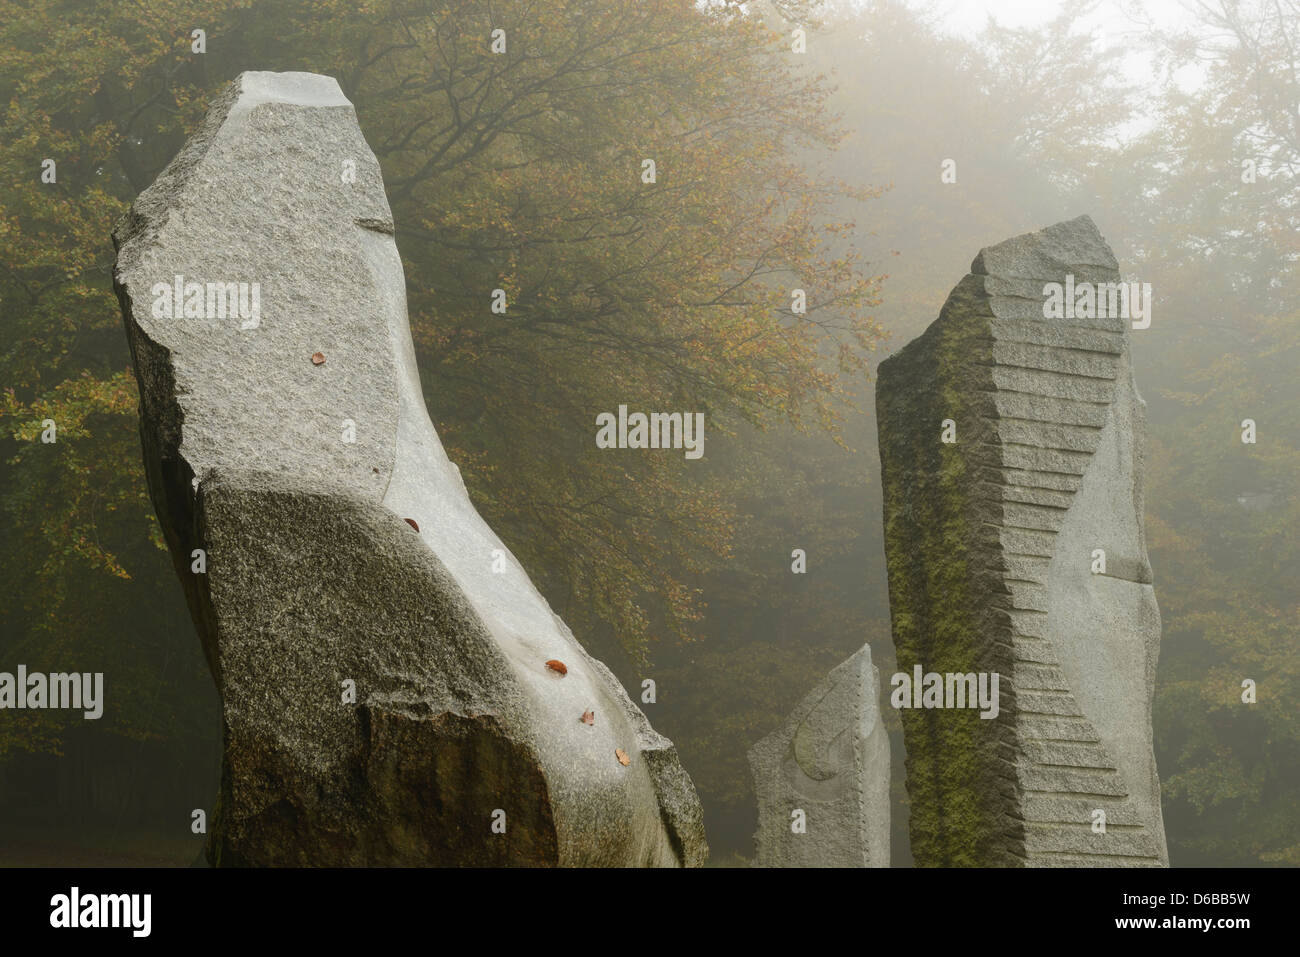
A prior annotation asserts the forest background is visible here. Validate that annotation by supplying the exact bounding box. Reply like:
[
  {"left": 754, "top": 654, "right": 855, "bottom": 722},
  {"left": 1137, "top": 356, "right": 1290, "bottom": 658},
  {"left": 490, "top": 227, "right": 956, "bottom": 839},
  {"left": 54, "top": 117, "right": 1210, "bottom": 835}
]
[{"left": 1, "top": 0, "right": 1295, "bottom": 865}]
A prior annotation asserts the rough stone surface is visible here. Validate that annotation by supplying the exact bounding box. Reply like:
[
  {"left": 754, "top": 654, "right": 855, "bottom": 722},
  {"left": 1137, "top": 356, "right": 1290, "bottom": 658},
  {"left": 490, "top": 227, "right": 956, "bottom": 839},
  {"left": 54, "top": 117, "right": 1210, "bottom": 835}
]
[
  {"left": 748, "top": 644, "right": 889, "bottom": 867},
  {"left": 113, "top": 71, "right": 706, "bottom": 867},
  {"left": 875, "top": 216, "right": 1168, "bottom": 867}
]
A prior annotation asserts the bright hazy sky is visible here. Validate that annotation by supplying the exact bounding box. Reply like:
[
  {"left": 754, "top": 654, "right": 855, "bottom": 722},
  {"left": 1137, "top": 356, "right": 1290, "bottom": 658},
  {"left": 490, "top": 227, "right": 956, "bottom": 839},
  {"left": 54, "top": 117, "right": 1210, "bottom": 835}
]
[
  {"left": 932, "top": 0, "right": 1196, "bottom": 34},
  {"left": 923, "top": 0, "right": 1214, "bottom": 108}
]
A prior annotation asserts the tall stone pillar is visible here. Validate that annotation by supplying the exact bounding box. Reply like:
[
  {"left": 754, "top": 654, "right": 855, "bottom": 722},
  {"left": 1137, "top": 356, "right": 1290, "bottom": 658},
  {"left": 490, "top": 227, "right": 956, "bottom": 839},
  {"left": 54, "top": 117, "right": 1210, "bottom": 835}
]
[
  {"left": 875, "top": 216, "right": 1168, "bottom": 867},
  {"left": 114, "top": 71, "right": 705, "bottom": 867}
]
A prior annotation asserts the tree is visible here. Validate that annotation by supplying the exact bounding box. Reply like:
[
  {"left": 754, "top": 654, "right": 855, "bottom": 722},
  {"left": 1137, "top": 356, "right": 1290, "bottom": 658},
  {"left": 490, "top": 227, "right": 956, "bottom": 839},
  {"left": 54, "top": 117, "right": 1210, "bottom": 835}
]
[
  {"left": 996, "top": 0, "right": 1300, "bottom": 864},
  {"left": 0, "top": 0, "right": 882, "bottom": 776}
]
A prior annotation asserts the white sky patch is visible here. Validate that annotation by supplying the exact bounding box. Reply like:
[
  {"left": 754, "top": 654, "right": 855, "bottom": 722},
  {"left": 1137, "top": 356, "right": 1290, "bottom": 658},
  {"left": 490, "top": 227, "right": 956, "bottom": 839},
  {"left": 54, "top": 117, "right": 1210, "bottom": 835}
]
[{"left": 917, "top": 0, "right": 1215, "bottom": 133}]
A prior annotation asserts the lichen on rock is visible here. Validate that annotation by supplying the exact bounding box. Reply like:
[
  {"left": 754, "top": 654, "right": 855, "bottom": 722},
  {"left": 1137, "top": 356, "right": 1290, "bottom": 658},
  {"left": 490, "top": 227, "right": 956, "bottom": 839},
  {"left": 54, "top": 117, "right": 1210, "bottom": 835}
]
[{"left": 876, "top": 216, "right": 1168, "bottom": 867}]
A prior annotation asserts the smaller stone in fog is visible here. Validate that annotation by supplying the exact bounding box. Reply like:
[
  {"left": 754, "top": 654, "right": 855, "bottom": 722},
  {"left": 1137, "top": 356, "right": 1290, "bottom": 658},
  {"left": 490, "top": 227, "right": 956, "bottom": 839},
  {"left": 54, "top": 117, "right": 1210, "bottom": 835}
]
[{"left": 748, "top": 644, "right": 890, "bottom": 867}]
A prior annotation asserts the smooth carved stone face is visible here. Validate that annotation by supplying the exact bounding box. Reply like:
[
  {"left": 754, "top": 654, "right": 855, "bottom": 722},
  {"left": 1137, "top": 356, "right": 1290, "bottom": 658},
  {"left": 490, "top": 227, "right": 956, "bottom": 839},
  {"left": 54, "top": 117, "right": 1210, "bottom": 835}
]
[
  {"left": 875, "top": 216, "right": 1168, "bottom": 867},
  {"left": 114, "top": 71, "right": 706, "bottom": 867},
  {"left": 118, "top": 73, "right": 401, "bottom": 495},
  {"left": 749, "top": 644, "right": 890, "bottom": 867},
  {"left": 1040, "top": 362, "right": 1166, "bottom": 864}
]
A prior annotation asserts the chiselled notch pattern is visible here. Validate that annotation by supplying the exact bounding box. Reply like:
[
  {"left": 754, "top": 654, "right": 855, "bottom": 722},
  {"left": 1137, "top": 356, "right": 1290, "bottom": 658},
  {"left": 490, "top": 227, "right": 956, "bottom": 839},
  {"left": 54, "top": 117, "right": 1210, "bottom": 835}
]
[
  {"left": 877, "top": 216, "right": 1167, "bottom": 867},
  {"left": 982, "top": 282, "right": 1163, "bottom": 867}
]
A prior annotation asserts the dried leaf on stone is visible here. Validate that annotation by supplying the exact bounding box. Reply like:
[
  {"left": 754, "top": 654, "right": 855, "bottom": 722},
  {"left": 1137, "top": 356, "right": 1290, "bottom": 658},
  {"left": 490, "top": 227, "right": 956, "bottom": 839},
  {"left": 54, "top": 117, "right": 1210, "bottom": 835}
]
[
  {"left": 404, "top": 518, "right": 419, "bottom": 531},
  {"left": 615, "top": 748, "right": 630, "bottom": 766},
  {"left": 545, "top": 659, "right": 567, "bottom": 675},
  {"left": 311, "top": 352, "right": 326, "bottom": 365},
  {"left": 580, "top": 709, "right": 595, "bottom": 725}
]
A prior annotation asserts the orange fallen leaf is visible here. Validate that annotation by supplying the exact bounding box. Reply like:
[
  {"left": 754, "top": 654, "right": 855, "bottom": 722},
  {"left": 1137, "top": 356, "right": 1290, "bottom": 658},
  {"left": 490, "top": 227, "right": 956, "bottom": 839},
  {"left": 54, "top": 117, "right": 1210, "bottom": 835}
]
[
  {"left": 580, "top": 709, "right": 595, "bottom": 725},
  {"left": 545, "top": 659, "right": 567, "bottom": 675},
  {"left": 615, "top": 748, "right": 630, "bottom": 766},
  {"left": 311, "top": 352, "right": 326, "bottom": 365},
  {"left": 404, "top": 518, "right": 419, "bottom": 531}
]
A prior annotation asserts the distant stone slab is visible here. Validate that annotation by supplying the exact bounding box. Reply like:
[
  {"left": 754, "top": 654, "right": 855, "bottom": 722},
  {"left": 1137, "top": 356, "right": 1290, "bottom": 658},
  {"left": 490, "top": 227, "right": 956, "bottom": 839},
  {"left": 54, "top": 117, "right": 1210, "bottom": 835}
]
[
  {"left": 875, "top": 216, "right": 1168, "bottom": 867},
  {"left": 748, "top": 644, "right": 889, "bottom": 867},
  {"left": 113, "top": 71, "right": 705, "bottom": 866}
]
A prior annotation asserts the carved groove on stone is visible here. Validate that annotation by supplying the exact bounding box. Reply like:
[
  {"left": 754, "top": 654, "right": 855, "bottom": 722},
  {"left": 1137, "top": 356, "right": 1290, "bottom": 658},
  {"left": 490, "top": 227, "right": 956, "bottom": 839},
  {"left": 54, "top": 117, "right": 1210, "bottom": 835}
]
[{"left": 877, "top": 216, "right": 1168, "bottom": 867}]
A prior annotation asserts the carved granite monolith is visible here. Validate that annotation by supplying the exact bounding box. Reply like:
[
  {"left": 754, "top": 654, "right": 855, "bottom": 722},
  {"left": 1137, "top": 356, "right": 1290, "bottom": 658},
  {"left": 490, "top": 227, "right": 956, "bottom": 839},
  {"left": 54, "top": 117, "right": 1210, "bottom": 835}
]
[
  {"left": 113, "top": 71, "right": 706, "bottom": 867},
  {"left": 875, "top": 216, "right": 1168, "bottom": 867},
  {"left": 748, "top": 644, "right": 889, "bottom": 867}
]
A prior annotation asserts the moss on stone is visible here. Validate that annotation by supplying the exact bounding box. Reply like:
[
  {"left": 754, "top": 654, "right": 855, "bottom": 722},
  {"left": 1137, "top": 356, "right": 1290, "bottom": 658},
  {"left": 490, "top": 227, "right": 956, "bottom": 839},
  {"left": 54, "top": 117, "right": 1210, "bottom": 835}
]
[{"left": 877, "top": 279, "right": 1022, "bottom": 866}]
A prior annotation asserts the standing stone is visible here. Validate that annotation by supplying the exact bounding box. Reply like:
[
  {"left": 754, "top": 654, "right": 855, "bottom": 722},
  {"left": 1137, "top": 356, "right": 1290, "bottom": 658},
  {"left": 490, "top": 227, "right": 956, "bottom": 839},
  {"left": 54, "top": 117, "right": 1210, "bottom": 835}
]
[
  {"left": 875, "top": 216, "right": 1168, "bottom": 866},
  {"left": 748, "top": 644, "right": 889, "bottom": 867},
  {"left": 113, "top": 71, "right": 706, "bottom": 867}
]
